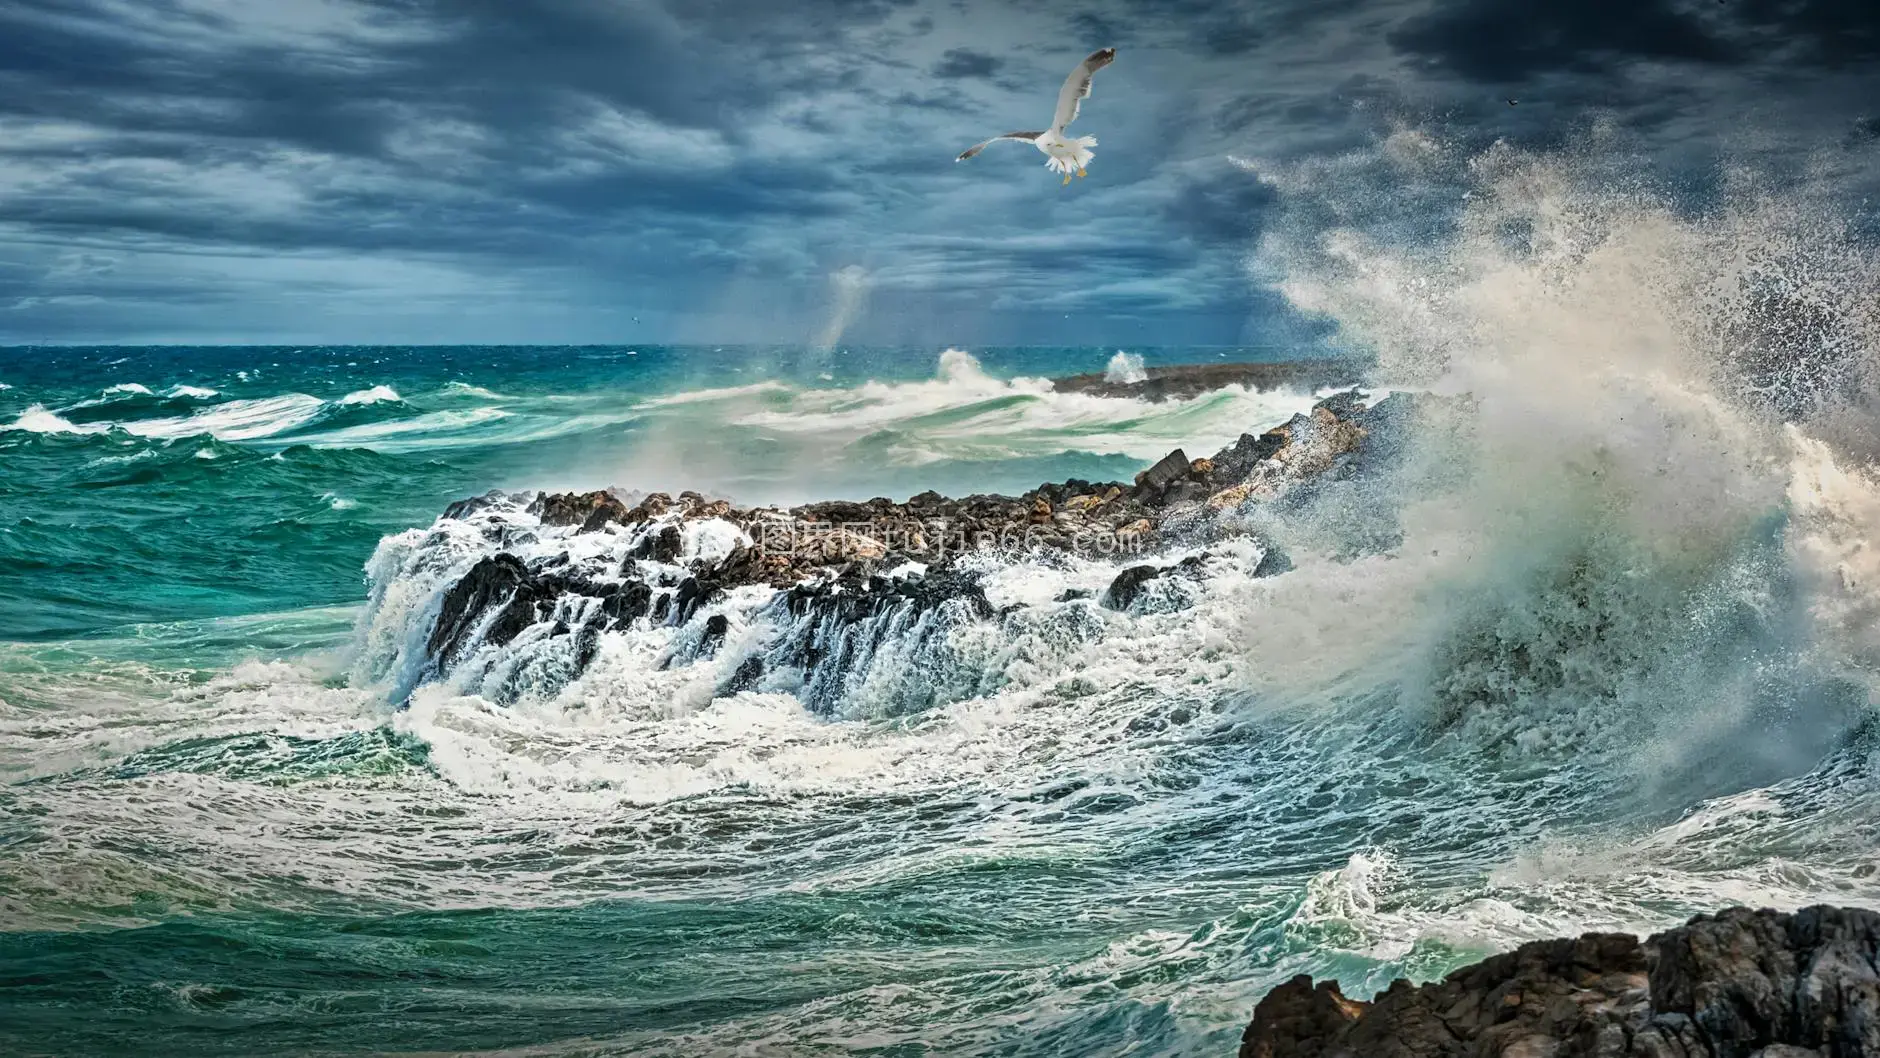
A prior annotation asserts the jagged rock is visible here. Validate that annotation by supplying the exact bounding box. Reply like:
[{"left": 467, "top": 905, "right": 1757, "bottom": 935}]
[
  {"left": 1103, "top": 565, "right": 1165, "bottom": 611},
  {"left": 427, "top": 553, "right": 529, "bottom": 665},
  {"left": 667, "top": 576, "right": 716, "bottom": 627},
  {"left": 531, "top": 490, "right": 628, "bottom": 528},
  {"left": 1253, "top": 545, "right": 1293, "bottom": 578},
  {"left": 442, "top": 489, "right": 516, "bottom": 521},
  {"left": 1239, "top": 905, "right": 1880, "bottom": 1058},
  {"left": 1050, "top": 358, "right": 1365, "bottom": 401},
  {"left": 1209, "top": 482, "right": 1260, "bottom": 511},
  {"left": 634, "top": 525, "right": 684, "bottom": 563},
  {"left": 723, "top": 655, "right": 765, "bottom": 694},
  {"left": 1135, "top": 448, "right": 1190, "bottom": 492},
  {"left": 580, "top": 495, "right": 633, "bottom": 532},
  {"left": 1164, "top": 480, "right": 1213, "bottom": 506},
  {"left": 1102, "top": 554, "right": 1208, "bottom": 611},
  {"left": 410, "top": 384, "right": 1408, "bottom": 708},
  {"left": 1240, "top": 976, "right": 1368, "bottom": 1058},
  {"left": 698, "top": 613, "right": 730, "bottom": 657},
  {"left": 421, "top": 552, "right": 581, "bottom": 674}
]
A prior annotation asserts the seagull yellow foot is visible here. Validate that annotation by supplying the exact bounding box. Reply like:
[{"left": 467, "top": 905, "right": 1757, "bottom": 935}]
[
  {"left": 1062, "top": 173, "right": 1072, "bottom": 185},
  {"left": 1077, "top": 168, "right": 1086, "bottom": 179}
]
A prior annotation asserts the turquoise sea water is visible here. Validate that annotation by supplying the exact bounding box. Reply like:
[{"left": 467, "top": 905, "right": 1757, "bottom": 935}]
[{"left": 4, "top": 343, "right": 1880, "bottom": 1057}]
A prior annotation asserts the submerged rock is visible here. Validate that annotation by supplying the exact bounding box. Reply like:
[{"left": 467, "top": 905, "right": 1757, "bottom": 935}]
[
  {"left": 1239, "top": 904, "right": 1880, "bottom": 1058},
  {"left": 1101, "top": 554, "right": 1209, "bottom": 612}
]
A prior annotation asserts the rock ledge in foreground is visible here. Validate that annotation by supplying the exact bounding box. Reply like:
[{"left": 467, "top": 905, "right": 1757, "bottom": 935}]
[{"left": 1241, "top": 904, "right": 1880, "bottom": 1058}]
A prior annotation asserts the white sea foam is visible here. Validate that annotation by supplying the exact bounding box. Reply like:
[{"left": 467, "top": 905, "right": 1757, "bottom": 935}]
[
  {"left": 123, "top": 394, "right": 328, "bottom": 441},
  {"left": 165, "top": 384, "right": 218, "bottom": 399},
  {"left": 3, "top": 404, "right": 108, "bottom": 434},
  {"left": 1104, "top": 351, "right": 1148, "bottom": 385},
  {"left": 441, "top": 381, "right": 507, "bottom": 399},
  {"left": 670, "top": 348, "right": 1319, "bottom": 469},
  {"left": 337, "top": 385, "right": 401, "bottom": 406}
]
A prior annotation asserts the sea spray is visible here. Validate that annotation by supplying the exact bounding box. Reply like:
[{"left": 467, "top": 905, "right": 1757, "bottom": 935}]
[{"left": 1236, "top": 136, "right": 1880, "bottom": 798}]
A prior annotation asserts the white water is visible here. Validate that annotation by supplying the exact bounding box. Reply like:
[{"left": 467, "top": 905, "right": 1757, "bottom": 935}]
[{"left": 1105, "top": 351, "right": 1148, "bottom": 384}]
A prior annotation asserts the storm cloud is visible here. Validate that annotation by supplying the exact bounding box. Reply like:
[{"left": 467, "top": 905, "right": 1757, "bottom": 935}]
[{"left": 0, "top": 0, "right": 1873, "bottom": 345}]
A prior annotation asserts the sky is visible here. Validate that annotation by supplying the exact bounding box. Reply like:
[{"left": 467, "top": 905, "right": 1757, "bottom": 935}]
[{"left": 0, "top": 0, "right": 1875, "bottom": 347}]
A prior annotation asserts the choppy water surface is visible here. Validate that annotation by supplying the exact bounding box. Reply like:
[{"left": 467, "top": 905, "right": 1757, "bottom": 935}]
[{"left": 6, "top": 153, "right": 1880, "bottom": 1057}]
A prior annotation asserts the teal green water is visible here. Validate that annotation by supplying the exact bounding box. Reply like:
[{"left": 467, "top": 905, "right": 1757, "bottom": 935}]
[{"left": 4, "top": 345, "right": 1879, "bottom": 1057}]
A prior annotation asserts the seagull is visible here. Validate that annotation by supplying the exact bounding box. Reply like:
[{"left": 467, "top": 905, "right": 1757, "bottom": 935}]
[{"left": 956, "top": 47, "right": 1116, "bottom": 186}]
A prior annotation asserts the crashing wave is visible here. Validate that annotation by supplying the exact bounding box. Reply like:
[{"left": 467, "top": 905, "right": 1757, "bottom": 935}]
[
  {"left": 337, "top": 385, "right": 403, "bottom": 406},
  {"left": 1104, "top": 351, "right": 1148, "bottom": 385}
]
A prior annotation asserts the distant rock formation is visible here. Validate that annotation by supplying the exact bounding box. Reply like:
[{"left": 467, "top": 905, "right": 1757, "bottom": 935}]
[
  {"left": 1051, "top": 359, "right": 1365, "bottom": 401},
  {"left": 1240, "top": 905, "right": 1880, "bottom": 1058},
  {"left": 397, "top": 385, "right": 1410, "bottom": 709}
]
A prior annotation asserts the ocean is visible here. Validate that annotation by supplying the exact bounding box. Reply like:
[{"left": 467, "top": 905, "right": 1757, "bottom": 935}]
[{"left": 5, "top": 178, "right": 1880, "bottom": 1056}]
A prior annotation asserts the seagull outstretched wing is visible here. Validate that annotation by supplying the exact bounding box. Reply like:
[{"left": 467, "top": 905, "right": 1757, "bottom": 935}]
[
  {"left": 956, "top": 131, "right": 1045, "bottom": 162},
  {"left": 1052, "top": 48, "right": 1116, "bottom": 133}
]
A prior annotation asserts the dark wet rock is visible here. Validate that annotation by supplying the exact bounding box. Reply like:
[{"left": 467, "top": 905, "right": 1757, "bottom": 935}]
[
  {"left": 699, "top": 613, "right": 730, "bottom": 657},
  {"left": 1164, "top": 479, "right": 1213, "bottom": 507},
  {"left": 755, "top": 568, "right": 1000, "bottom": 713},
  {"left": 633, "top": 525, "right": 684, "bottom": 563},
  {"left": 1238, "top": 904, "right": 1880, "bottom": 1058},
  {"left": 530, "top": 489, "right": 629, "bottom": 528},
  {"left": 671, "top": 577, "right": 722, "bottom": 627},
  {"left": 580, "top": 499, "right": 633, "bottom": 533},
  {"left": 442, "top": 490, "right": 517, "bottom": 521},
  {"left": 1102, "top": 554, "right": 1209, "bottom": 611},
  {"left": 426, "top": 553, "right": 529, "bottom": 665},
  {"left": 1135, "top": 448, "right": 1191, "bottom": 493},
  {"left": 723, "top": 655, "right": 765, "bottom": 694},
  {"left": 572, "top": 621, "right": 603, "bottom": 670},
  {"left": 1103, "top": 565, "right": 1167, "bottom": 611},
  {"left": 1252, "top": 545, "right": 1294, "bottom": 579},
  {"left": 598, "top": 581, "right": 653, "bottom": 625}
]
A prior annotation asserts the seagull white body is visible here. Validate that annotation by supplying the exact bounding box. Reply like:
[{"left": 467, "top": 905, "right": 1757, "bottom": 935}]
[{"left": 956, "top": 48, "right": 1115, "bottom": 185}]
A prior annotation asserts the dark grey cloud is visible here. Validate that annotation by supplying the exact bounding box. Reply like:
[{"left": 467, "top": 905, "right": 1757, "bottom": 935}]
[
  {"left": 1163, "top": 164, "right": 1280, "bottom": 246},
  {"left": 1390, "top": 0, "right": 1737, "bottom": 81},
  {"left": 0, "top": 0, "right": 1873, "bottom": 346},
  {"left": 1733, "top": 0, "right": 1880, "bottom": 65},
  {"left": 934, "top": 48, "right": 1003, "bottom": 79},
  {"left": 1390, "top": 0, "right": 1880, "bottom": 82}
]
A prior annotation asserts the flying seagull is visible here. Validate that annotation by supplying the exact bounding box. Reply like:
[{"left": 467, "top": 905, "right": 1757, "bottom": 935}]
[{"left": 956, "top": 47, "right": 1116, "bottom": 186}]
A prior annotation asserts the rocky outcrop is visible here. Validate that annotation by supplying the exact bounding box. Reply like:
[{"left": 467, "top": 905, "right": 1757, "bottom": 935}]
[
  {"left": 400, "top": 387, "right": 1410, "bottom": 708},
  {"left": 1051, "top": 359, "right": 1366, "bottom": 401},
  {"left": 1239, "top": 905, "right": 1880, "bottom": 1058}
]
